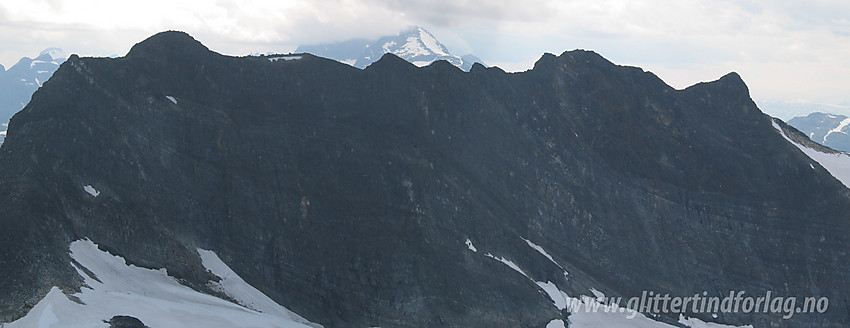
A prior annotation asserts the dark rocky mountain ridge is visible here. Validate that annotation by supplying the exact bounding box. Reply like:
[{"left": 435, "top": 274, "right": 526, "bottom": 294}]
[{"left": 1, "top": 31, "right": 849, "bottom": 327}]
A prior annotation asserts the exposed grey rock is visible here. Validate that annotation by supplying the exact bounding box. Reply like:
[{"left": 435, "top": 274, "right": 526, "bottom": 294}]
[
  {"left": 0, "top": 31, "right": 848, "bottom": 327},
  {"left": 105, "top": 315, "right": 148, "bottom": 328}
]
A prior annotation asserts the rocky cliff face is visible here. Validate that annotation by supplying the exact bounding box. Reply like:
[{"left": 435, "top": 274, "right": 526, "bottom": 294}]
[{"left": 1, "top": 31, "right": 849, "bottom": 327}]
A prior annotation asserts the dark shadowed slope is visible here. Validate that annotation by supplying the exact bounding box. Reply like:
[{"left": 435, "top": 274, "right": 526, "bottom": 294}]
[{"left": 1, "top": 31, "right": 849, "bottom": 327}]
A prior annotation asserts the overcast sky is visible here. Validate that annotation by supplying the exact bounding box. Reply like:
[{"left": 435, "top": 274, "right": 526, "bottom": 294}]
[{"left": 2, "top": 0, "right": 849, "bottom": 118}]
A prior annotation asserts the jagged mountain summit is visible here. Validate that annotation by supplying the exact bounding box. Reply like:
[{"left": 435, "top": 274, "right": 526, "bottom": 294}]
[
  {"left": 788, "top": 112, "right": 850, "bottom": 152},
  {"left": 1, "top": 31, "right": 850, "bottom": 328},
  {"left": 0, "top": 48, "right": 66, "bottom": 143},
  {"left": 296, "top": 26, "right": 484, "bottom": 71}
]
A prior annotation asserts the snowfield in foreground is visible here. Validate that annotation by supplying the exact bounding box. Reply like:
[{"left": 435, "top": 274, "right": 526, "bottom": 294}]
[
  {"left": 6, "top": 238, "right": 320, "bottom": 328},
  {"left": 8, "top": 236, "right": 755, "bottom": 328},
  {"left": 473, "top": 238, "right": 751, "bottom": 328}
]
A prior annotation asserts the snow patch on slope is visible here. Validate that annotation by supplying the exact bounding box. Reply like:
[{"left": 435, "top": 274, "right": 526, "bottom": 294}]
[
  {"left": 6, "top": 239, "right": 319, "bottom": 328},
  {"left": 823, "top": 117, "right": 850, "bottom": 143},
  {"left": 29, "top": 60, "right": 49, "bottom": 69},
  {"left": 197, "top": 249, "right": 318, "bottom": 327},
  {"left": 83, "top": 185, "right": 100, "bottom": 197},
  {"left": 484, "top": 253, "right": 528, "bottom": 278},
  {"left": 565, "top": 299, "right": 676, "bottom": 328},
  {"left": 522, "top": 238, "right": 561, "bottom": 270},
  {"left": 417, "top": 28, "right": 449, "bottom": 56},
  {"left": 536, "top": 281, "right": 569, "bottom": 310},
  {"left": 590, "top": 288, "right": 605, "bottom": 300},
  {"left": 679, "top": 314, "right": 753, "bottom": 328},
  {"left": 381, "top": 41, "right": 396, "bottom": 53},
  {"left": 464, "top": 238, "right": 477, "bottom": 252},
  {"left": 269, "top": 55, "right": 302, "bottom": 62},
  {"left": 398, "top": 36, "right": 431, "bottom": 59},
  {"left": 478, "top": 237, "right": 749, "bottom": 328},
  {"left": 773, "top": 119, "right": 850, "bottom": 188}
]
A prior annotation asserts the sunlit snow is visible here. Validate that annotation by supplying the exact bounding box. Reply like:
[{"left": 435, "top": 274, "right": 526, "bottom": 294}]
[
  {"left": 773, "top": 119, "right": 850, "bottom": 188},
  {"left": 197, "top": 249, "right": 319, "bottom": 327},
  {"left": 417, "top": 28, "right": 449, "bottom": 57},
  {"left": 269, "top": 55, "right": 302, "bottom": 62},
  {"left": 590, "top": 288, "right": 605, "bottom": 300},
  {"left": 6, "top": 239, "right": 319, "bottom": 328},
  {"left": 382, "top": 41, "right": 396, "bottom": 53},
  {"left": 464, "top": 238, "right": 477, "bottom": 252},
  {"left": 393, "top": 28, "right": 450, "bottom": 63},
  {"left": 484, "top": 253, "right": 528, "bottom": 278},
  {"left": 679, "top": 314, "right": 753, "bottom": 328},
  {"left": 29, "top": 60, "right": 48, "bottom": 69},
  {"left": 546, "top": 319, "right": 566, "bottom": 328},
  {"left": 522, "top": 238, "right": 559, "bottom": 268},
  {"left": 480, "top": 237, "right": 750, "bottom": 328},
  {"left": 83, "top": 185, "right": 100, "bottom": 197},
  {"left": 822, "top": 117, "right": 850, "bottom": 143},
  {"left": 536, "top": 281, "right": 569, "bottom": 310}
]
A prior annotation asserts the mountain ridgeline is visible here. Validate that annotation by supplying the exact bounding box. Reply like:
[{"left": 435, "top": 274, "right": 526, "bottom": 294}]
[
  {"left": 1, "top": 31, "right": 849, "bottom": 327},
  {"left": 296, "top": 26, "right": 484, "bottom": 71}
]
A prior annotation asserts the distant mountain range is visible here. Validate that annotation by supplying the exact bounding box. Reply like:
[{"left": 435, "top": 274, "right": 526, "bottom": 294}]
[
  {"left": 756, "top": 99, "right": 850, "bottom": 121},
  {"left": 296, "top": 26, "right": 484, "bottom": 71},
  {"left": 788, "top": 112, "right": 850, "bottom": 152},
  {"left": 0, "top": 48, "right": 65, "bottom": 143}
]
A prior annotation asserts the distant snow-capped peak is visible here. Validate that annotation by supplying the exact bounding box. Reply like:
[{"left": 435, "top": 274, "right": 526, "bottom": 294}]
[
  {"left": 38, "top": 47, "right": 66, "bottom": 61},
  {"left": 0, "top": 47, "right": 67, "bottom": 145},
  {"left": 393, "top": 27, "right": 450, "bottom": 58}
]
